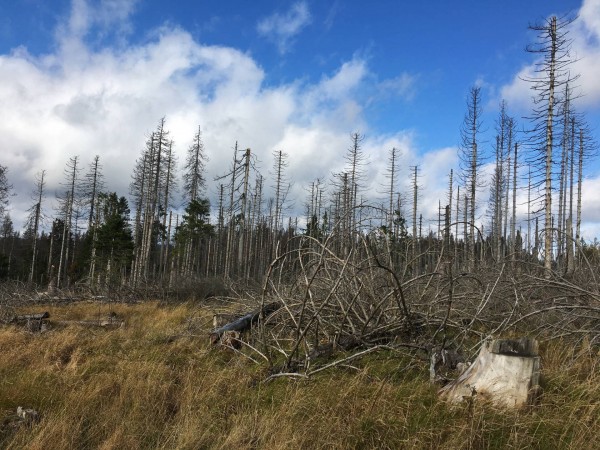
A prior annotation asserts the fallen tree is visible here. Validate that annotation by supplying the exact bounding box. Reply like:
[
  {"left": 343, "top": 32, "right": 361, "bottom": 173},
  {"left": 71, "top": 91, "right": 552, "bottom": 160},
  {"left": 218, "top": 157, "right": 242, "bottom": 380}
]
[
  {"left": 3, "top": 312, "right": 50, "bottom": 332},
  {"left": 9, "top": 312, "right": 50, "bottom": 323},
  {"left": 209, "top": 301, "right": 281, "bottom": 345}
]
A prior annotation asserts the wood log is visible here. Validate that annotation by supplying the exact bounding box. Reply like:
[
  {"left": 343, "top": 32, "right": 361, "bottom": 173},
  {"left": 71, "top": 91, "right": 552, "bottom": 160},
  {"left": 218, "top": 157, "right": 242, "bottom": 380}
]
[
  {"left": 11, "top": 312, "right": 50, "bottom": 323},
  {"left": 439, "top": 337, "right": 541, "bottom": 408},
  {"left": 212, "top": 313, "right": 238, "bottom": 329},
  {"left": 7, "top": 312, "right": 50, "bottom": 333},
  {"left": 209, "top": 302, "right": 281, "bottom": 345},
  {"left": 52, "top": 319, "right": 124, "bottom": 329}
]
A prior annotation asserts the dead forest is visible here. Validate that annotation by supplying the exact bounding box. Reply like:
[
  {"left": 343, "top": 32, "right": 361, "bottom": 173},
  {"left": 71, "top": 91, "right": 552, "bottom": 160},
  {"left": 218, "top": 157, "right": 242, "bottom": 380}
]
[{"left": 1, "top": 15, "right": 600, "bottom": 382}]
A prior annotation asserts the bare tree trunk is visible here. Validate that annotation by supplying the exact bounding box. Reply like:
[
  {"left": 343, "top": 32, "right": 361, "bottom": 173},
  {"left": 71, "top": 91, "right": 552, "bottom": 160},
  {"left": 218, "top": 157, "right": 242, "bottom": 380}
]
[
  {"left": 455, "top": 185, "right": 460, "bottom": 267},
  {"left": 576, "top": 128, "right": 583, "bottom": 261},
  {"left": 557, "top": 84, "right": 570, "bottom": 267},
  {"left": 511, "top": 144, "right": 518, "bottom": 265},
  {"left": 57, "top": 156, "right": 79, "bottom": 288},
  {"left": 87, "top": 155, "right": 101, "bottom": 230},
  {"left": 131, "top": 152, "right": 148, "bottom": 286},
  {"left": 88, "top": 193, "right": 101, "bottom": 286},
  {"left": 238, "top": 148, "right": 251, "bottom": 270},
  {"left": 388, "top": 148, "right": 397, "bottom": 232},
  {"left": 527, "top": 168, "right": 532, "bottom": 255},
  {"left": 503, "top": 122, "right": 513, "bottom": 249},
  {"left": 463, "top": 194, "right": 468, "bottom": 267},
  {"left": 214, "top": 184, "right": 224, "bottom": 276},
  {"left": 494, "top": 135, "right": 502, "bottom": 262},
  {"left": 412, "top": 166, "right": 418, "bottom": 273},
  {"left": 503, "top": 152, "right": 510, "bottom": 255},
  {"left": 163, "top": 210, "right": 172, "bottom": 280},
  {"left": 47, "top": 230, "right": 54, "bottom": 280},
  {"left": 534, "top": 217, "right": 539, "bottom": 261},
  {"left": 224, "top": 143, "right": 239, "bottom": 279},
  {"left": 543, "top": 17, "right": 558, "bottom": 274},
  {"left": 142, "top": 128, "right": 164, "bottom": 280},
  {"left": 29, "top": 171, "right": 46, "bottom": 284},
  {"left": 160, "top": 141, "right": 174, "bottom": 279},
  {"left": 448, "top": 169, "right": 453, "bottom": 238}
]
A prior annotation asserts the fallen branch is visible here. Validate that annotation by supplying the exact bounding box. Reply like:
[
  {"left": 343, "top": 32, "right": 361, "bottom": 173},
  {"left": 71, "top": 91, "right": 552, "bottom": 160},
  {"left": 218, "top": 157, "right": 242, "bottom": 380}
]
[
  {"left": 10, "top": 312, "right": 50, "bottom": 323},
  {"left": 52, "top": 319, "right": 124, "bottom": 328}
]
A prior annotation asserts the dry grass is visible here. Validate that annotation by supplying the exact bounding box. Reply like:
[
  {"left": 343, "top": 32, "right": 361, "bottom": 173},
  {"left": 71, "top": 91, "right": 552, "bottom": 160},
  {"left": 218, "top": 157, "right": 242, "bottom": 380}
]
[{"left": 0, "top": 301, "right": 598, "bottom": 449}]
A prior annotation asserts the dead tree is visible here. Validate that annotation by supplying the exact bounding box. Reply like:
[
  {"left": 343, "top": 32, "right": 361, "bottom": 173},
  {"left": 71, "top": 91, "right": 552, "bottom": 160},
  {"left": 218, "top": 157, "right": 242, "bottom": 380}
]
[
  {"left": 26, "top": 171, "right": 46, "bottom": 284},
  {"left": 56, "top": 156, "right": 79, "bottom": 288},
  {"left": 524, "top": 16, "right": 577, "bottom": 274},
  {"left": 209, "top": 302, "right": 281, "bottom": 345},
  {"left": 459, "top": 86, "right": 484, "bottom": 269}
]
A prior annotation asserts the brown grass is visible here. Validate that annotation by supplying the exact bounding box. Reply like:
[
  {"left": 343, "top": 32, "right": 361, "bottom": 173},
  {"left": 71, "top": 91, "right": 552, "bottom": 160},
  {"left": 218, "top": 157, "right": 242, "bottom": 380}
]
[{"left": 1, "top": 301, "right": 598, "bottom": 449}]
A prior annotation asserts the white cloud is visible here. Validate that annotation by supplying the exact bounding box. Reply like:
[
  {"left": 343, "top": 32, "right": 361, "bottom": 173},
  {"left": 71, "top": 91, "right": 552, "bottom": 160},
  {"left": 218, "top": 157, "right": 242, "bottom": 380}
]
[
  {"left": 257, "top": 2, "right": 311, "bottom": 54},
  {"left": 56, "top": 0, "right": 137, "bottom": 45},
  {"left": 1, "top": 0, "right": 598, "bottom": 243},
  {"left": 1, "top": 2, "right": 383, "bottom": 230},
  {"left": 581, "top": 176, "right": 600, "bottom": 223},
  {"left": 377, "top": 73, "right": 417, "bottom": 101}
]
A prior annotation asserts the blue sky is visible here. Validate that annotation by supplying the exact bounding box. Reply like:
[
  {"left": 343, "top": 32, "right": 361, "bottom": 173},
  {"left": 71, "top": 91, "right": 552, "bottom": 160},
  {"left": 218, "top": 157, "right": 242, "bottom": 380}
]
[{"left": 2, "top": 0, "right": 600, "bottom": 238}]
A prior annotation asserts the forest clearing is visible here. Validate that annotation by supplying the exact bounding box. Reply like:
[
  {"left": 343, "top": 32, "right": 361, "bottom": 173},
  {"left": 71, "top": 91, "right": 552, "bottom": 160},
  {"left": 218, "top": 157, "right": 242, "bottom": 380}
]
[
  {"left": 1, "top": 254, "right": 599, "bottom": 450},
  {"left": 2, "top": 3, "right": 600, "bottom": 449},
  {"left": 0, "top": 300, "right": 598, "bottom": 449}
]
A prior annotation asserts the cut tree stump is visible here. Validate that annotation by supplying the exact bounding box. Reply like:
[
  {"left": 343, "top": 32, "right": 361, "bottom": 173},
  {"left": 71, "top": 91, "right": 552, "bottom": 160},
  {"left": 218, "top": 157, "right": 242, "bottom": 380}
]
[
  {"left": 439, "top": 337, "right": 541, "bottom": 408},
  {"left": 209, "top": 302, "right": 281, "bottom": 345}
]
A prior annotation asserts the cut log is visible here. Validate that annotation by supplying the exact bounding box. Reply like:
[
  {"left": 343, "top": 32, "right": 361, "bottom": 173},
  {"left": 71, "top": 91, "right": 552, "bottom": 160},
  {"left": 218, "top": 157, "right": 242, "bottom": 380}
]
[
  {"left": 439, "top": 337, "right": 541, "bottom": 408},
  {"left": 209, "top": 302, "right": 281, "bottom": 345},
  {"left": 11, "top": 312, "right": 50, "bottom": 323}
]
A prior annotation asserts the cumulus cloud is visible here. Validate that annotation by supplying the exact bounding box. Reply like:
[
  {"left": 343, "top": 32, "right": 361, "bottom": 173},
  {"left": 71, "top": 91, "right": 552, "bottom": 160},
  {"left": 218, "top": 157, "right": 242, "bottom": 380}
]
[
  {"left": 2, "top": 0, "right": 598, "bottom": 241},
  {"left": 257, "top": 2, "right": 311, "bottom": 54},
  {"left": 1, "top": 1, "right": 435, "bottom": 232},
  {"left": 377, "top": 73, "right": 418, "bottom": 102},
  {"left": 56, "top": 0, "right": 138, "bottom": 45}
]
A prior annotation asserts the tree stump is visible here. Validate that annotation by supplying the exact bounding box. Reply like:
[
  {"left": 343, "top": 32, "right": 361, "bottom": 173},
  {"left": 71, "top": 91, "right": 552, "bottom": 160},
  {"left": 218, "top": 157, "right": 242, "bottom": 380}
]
[{"left": 439, "top": 337, "right": 541, "bottom": 408}]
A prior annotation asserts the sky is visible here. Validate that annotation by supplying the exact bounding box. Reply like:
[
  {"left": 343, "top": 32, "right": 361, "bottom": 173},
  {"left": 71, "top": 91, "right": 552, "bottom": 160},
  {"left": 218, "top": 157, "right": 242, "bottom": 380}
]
[{"left": 1, "top": 0, "right": 600, "bottom": 240}]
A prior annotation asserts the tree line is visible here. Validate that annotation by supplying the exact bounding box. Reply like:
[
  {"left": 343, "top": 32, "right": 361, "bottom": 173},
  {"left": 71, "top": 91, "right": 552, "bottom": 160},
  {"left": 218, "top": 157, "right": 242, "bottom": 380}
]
[{"left": 0, "top": 15, "right": 598, "bottom": 290}]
